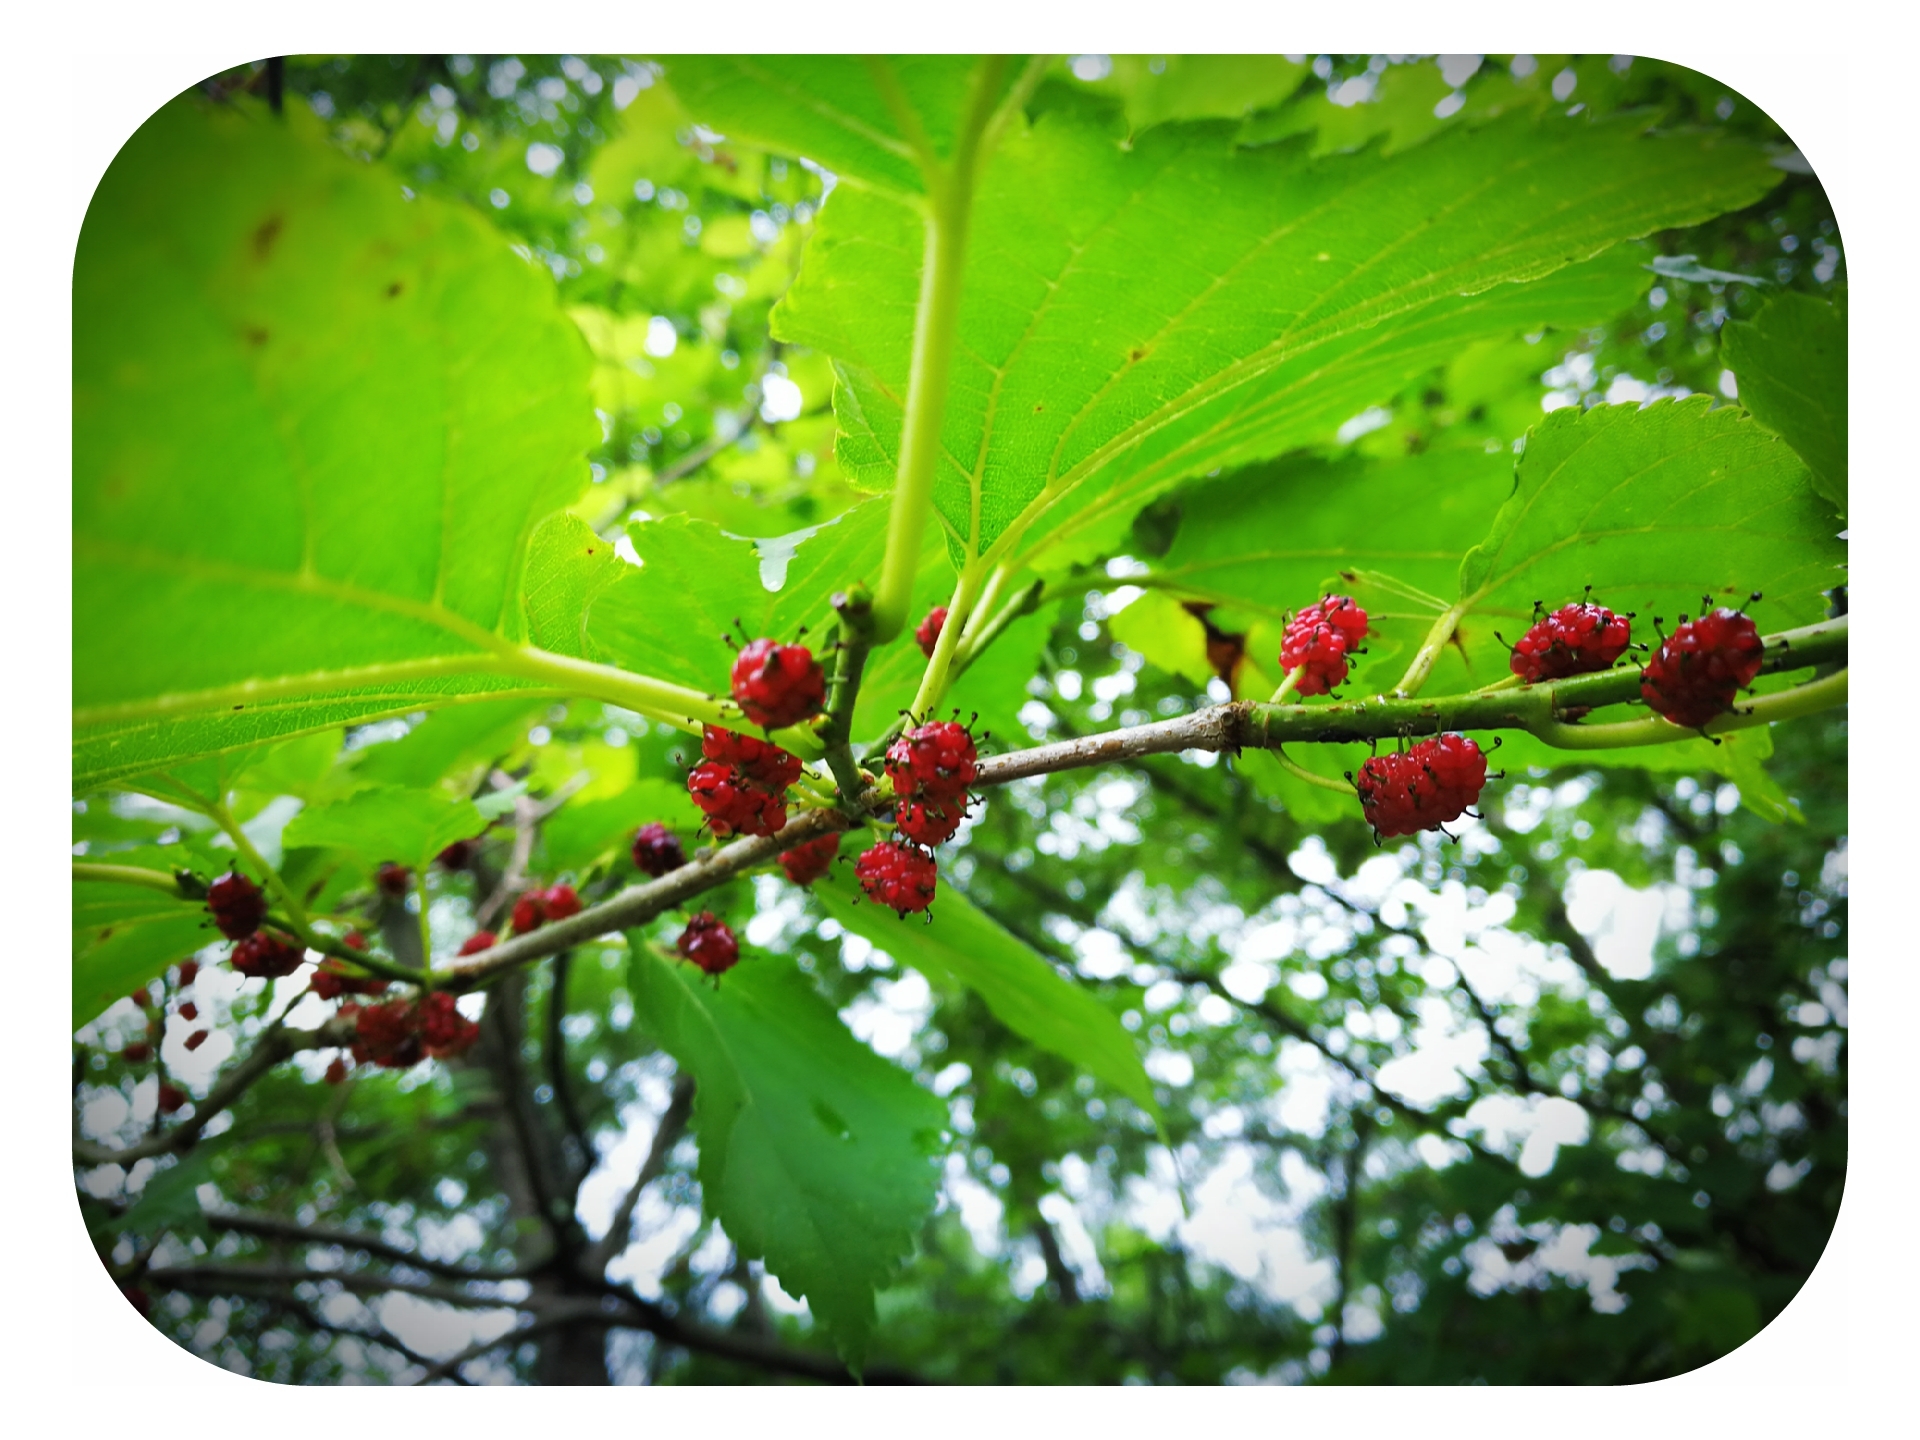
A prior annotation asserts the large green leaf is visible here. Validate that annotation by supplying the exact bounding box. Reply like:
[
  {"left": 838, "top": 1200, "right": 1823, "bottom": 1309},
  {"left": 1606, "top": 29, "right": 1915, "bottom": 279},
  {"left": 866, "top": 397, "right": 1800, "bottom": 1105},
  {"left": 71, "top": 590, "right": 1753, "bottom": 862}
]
[
  {"left": 587, "top": 496, "right": 912, "bottom": 694},
  {"left": 1454, "top": 398, "right": 1845, "bottom": 689},
  {"left": 73, "top": 848, "right": 215, "bottom": 1029},
  {"left": 74, "top": 100, "right": 598, "bottom": 791},
  {"left": 773, "top": 107, "right": 1782, "bottom": 574},
  {"left": 282, "top": 786, "right": 487, "bottom": 874},
  {"left": 626, "top": 940, "right": 946, "bottom": 1368},
  {"left": 1720, "top": 293, "right": 1846, "bottom": 517},
  {"left": 811, "top": 865, "right": 1156, "bottom": 1111},
  {"left": 664, "top": 56, "right": 1028, "bottom": 198}
]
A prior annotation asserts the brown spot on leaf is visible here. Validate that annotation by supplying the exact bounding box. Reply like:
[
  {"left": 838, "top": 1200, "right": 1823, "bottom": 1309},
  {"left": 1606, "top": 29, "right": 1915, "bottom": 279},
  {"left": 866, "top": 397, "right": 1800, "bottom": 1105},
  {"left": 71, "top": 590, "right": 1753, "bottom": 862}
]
[
  {"left": 252, "top": 213, "right": 285, "bottom": 260},
  {"left": 1129, "top": 345, "right": 1150, "bottom": 363},
  {"left": 385, "top": 280, "right": 404, "bottom": 298},
  {"left": 242, "top": 326, "right": 269, "bottom": 347}
]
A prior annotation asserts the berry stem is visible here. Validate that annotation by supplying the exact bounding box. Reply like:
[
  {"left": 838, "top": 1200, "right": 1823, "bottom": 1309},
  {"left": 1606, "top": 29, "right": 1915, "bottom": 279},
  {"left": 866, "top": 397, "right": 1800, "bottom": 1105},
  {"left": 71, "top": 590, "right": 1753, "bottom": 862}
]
[
  {"left": 1272, "top": 743, "right": 1354, "bottom": 793},
  {"left": 1536, "top": 666, "right": 1847, "bottom": 749},
  {"left": 1270, "top": 665, "right": 1306, "bottom": 705},
  {"left": 953, "top": 576, "right": 1047, "bottom": 675},
  {"left": 72, "top": 862, "right": 187, "bottom": 895},
  {"left": 818, "top": 585, "right": 880, "bottom": 817},
  {"left": 1391, "top": 602, "right": 1469, "bottom": 699},
  {"left": 869, "top": 57, "right": 1017, "bottom": 643},
  {"left": 908, "top": 567, "right": 983, "bottom": 722}
]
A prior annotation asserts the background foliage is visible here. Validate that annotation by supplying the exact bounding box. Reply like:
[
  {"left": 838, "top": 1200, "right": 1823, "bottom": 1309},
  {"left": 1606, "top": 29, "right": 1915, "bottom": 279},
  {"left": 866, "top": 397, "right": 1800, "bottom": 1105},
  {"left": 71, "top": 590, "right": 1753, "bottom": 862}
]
[{"left": 73, "top": 53, "right": 1845, "bottom": 1385}]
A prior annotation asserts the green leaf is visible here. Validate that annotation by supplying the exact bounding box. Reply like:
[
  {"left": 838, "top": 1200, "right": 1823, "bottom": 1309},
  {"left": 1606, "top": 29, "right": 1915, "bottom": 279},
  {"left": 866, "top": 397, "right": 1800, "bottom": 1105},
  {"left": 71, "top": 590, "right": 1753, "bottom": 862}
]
[
  {"left": 541, "top": 779, "right": 689, "bottom": 874},
  {"left": 74, "top": 852, "right": 212, "bottom": 1030},
  {"left": 1721, "top": 292, "right": 1846, "bottom": 516},
  {"left": 75, "top": 99, "right": 598, "bottom": 791},
  {"left": 664, "top": 56, "right": 1028, "bottom": 198},
  {"left": 283, "top": 785, "right": 487, "bottom": 874},
  {"left": 811, "top": 865, "right": 1157, "bottom": 1112},
  {"left": 1142, "top": 444, "right": 1518, "bottom": 698},
  {"left": 588, "top": 498, "right": 900, "bottom": 694},
  {"left": 626, "top": 939, "right": 945, "bottom": 1368},
  {"left": 521, "top": 514, "right": 631, "bottom": 660},
  {"left": 349, "top": 698, "right": 546, "bottom": 792},
  {"left": 1454, "top": 398, "right": 1845, "bottom": 690},
  {"left": 773, "top": 108, "right": 1782, "bottom": 573}
]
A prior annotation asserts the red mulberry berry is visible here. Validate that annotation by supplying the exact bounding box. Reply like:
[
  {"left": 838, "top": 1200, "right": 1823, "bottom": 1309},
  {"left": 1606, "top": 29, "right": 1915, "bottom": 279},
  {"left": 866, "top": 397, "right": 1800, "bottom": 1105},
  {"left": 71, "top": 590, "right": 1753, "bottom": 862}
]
[
  {"left": 1641, "top": 608, "right": 1766, "bottom": 730},
  {"left": 687, "top": 760, "right": 788, "bottom": 838},
  {"left": 177, "top": 1002, "right": 198, "bottom": 1022},
  {"left": 310, "top": 958, "right": 386, "bottom": 1000},
  {"left": 915, "top": 606, "right": 949, "bottom": 658},
  {"left": 176, "top": 960, "right": 199, "bottom": 987},
  {"left": 542, "top": 883, "right": 582, "bottom": 922},
  {"left": 1509, "top": 601, "right": 1633, "bottom": 682},
  {"left": 701, "top": 726, "right": 804, "bottom": 792},
  {"left": 376, "top": 861, "right": 413, "bottom": 899},
  {"left": 631, "top": 823, "right": 688, "bottom": 878},
  {"left": 325, "top": 1057, "right": 350, "bottom": 1085},
  {"left": 778, "top": 832, "right": 841, "bottom": 886},
  {"left": 350, "top": 999, "right": 426, "bottom": 1070},
  {"left": 157, "top": 1083, "right": 188, "bottom": 1115},
  {"left": 729, "top": 637, "right": 827, "bottom": 730},
  {"left": 128, "top": 988, "right": 152, "bottom": 1009},
  {"left": 1280, "top": 595, "right": 1369, "bottom": 697},
  {"left": 510, "top": 893, "right": 547, "bottom": 935},
  {"left": 437, "top": 839, "right": 479, "bottom": 870},
  {"left": 895, "top": 795, "right": 968, "bottom": 847},
  {"left": 121, "top": 1042, "right": 152, "bottom": 1063},
  {"left": 458, "top": 930, "right": 497, "bottom": 956},
  {"left": 1354, "top": 734, "right": 1488, "bottom": 840},
  {"left": 231, "top": 930, "right": 304, "bottom": 980},
  {"left": 856, "top": 840, "right": 939, "bottom": 916},
  {"left": 206, "top": 870, "right": 267, "bottom": 940},
  {"left": 884, "top": 721, "right": 979, "bottom": 802},
  {"left": 420, "top": 992, "right": 481, "bottom": 1058},
  {"left": 184, "top": 1029, "right": 209, "bottom": 1052},
  {"left": 677, "top": 911, "right": 740, "bottom": 977}
]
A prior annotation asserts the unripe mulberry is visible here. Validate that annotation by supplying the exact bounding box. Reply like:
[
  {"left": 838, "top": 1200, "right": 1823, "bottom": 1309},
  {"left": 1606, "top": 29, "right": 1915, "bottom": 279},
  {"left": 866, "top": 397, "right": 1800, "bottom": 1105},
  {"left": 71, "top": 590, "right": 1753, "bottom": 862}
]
[
  {"left": 701, "top": 726, "right": 804, "bottom": 792},
  {"left": 206, "top": 870, "right": 267, "bottom": 940},
  {"left": 884, "top": 721, "right": 979, "bottom": 802},
  {"left": 376, "top": 861, "right": 412, "bottom": 899},
  {"left": 184, "top": 1029, "right": 209, "bottom": 1052},
  {"left": 230, "top": 930, "right": 304, "bottom": 979},
  {"left": 458, "top": 930, "right": 497, "bottom": 956},
  {"left": 729, "top": 638, "right": 826, "bottom": 730},
  {"left": 778, "top": 832, "right": 841, "bottom": 886},
  {"left": 895, "top": 795, "right": 968, "bottom": 847},
  {"left": 1641, "top": 607, "right": 1766, "bottom": 729},
  {"left": 121, "top": 1042, "right": 152, "bottom": 1063},
  {"left": 437, "top": 839, "right": 479, "bottom": 871},
  {"left": 176, "top": 960, "right": 199, "bottom": 987},
  {"left": 856, "top": 840, "right": 938, "bottom": 916},
  {"left": 631, "top": 822, "right": 688, "bottom": 878},
  {"left": 510, "top": 893, "right": 547, "bottom": 935},
  {"left": 677, "top": 911, "right": 740, "bottom": 977},
  {"left": 177, "top": 1002, "right": 198, "bottom": 1022},
  {"left": 1509, "top": 600, "right": 1632, "bottom": 682},
  {"left": 688, "top": 760, "right": 788, "bottom": 838},
  {"left": 325, "top": 1057, "right": 350, "bottom": 1085},
  {"left": 157, "top": 1083, "right": 188, "bottom": 1115},
  {"left": 915, "top": 606, "right": 949, "bottom": 658},
  {"left": 1355, "top": 733, "right": 1489, "bottom": 840},
  {"left": 1279, "top": 595, "right": 1369, "bottom": 697}
]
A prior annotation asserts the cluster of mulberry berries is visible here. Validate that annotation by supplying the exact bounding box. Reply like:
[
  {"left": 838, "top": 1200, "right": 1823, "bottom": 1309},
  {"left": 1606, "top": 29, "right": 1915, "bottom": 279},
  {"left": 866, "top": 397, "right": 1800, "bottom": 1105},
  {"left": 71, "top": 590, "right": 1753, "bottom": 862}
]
[
  {"left": 1280, "top": 595, "right": 1370, "bottom": 697},
  {"left": 1505, "top": 595, "right": 1634, "bottom": 682},
  {"left": 1353, "top": 733, "right": 1491, "bottom": 841},
  {"left": 342, "top": 991, "right": 480, "bottom": 1071},
  {"left": 688, "top": 725, "right": 807, "bottom": 839},
  {"left": 1640, "top": 597, "right": 1767, "bottom": 730},
  {"left": 511, "top": 883, "right": 582, "bottom": 935},
  {"left": 729, "top": 636, "right": 827, "bottom": 730},
  {"left": 857, "top": 718, "right": 985, "bottom": 915}
]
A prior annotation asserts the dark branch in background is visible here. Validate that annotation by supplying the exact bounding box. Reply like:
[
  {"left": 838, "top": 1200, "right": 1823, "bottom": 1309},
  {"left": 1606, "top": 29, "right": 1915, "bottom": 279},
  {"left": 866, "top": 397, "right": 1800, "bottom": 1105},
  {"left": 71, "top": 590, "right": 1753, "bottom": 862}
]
[
  {"left": 413, "top": 1307, "right": 617, "bottom": 1386},
  {"left": 74, "top": 1015, "right": 356, "bottom": 1166},
  {"left": 206, "top": 1210, "right": 528, "bottom": 1284},
  {"left": 545, "top": 951, "right": 594, "bottom": 1198},
  {"left": 262, "top": 1292, "right": 464, "bottom": 1382},
  {"left": 583, "top": 1072, "right": 695, "bottom": 1274},
  {"left": 266, "top": 57, "right": 284, "bottom": 115},
  {"left": 1327, "top": 1115, "right": 1372, "bottom": 1372}
]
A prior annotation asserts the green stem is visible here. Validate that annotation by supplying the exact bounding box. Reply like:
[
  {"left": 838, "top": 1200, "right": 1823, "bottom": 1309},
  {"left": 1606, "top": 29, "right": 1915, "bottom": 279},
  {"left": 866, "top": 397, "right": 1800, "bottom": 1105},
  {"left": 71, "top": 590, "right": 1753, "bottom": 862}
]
[
  {"left": 1273, "top": 744, "right": 1352, "bottom": 793},
  {"left": 1270, "top": 666, "right": 1305, "bottom": 705},
  {"left": 72, "top": 862, "right": 190, "bottom": 895},
  {"left": 952, "top": 578, "right": 1046, "bottom": 679},
  {"left": 817, "top": 586, "right": 879, "bottom": 816},
  {"left": 1392, "top": 603, "right": 1468, "bottom": 698},
  {"left": 1535, "top": 667, "right": 1848, "bottom": 750},
  {"left": 909, "top": 568, "right": 982, "bottom": 721},
  {"left": 870, "top": 56, "right": 1011, "bottom": 644}
]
